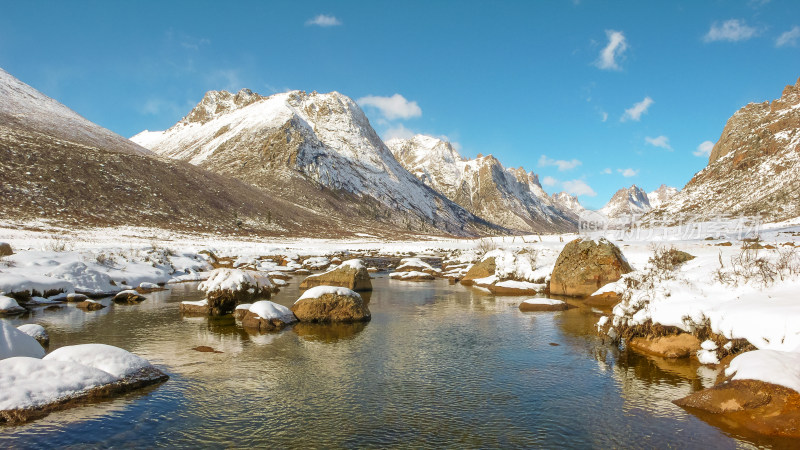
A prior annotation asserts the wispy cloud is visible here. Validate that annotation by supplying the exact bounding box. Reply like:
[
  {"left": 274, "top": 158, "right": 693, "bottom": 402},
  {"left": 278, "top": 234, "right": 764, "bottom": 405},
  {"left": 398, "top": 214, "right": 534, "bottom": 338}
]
[
  {"left": 617, "top": 168, "right": 639, "bottom": 177},
  {"left": 621, "top": 96, "right": 653, "bottom": 122},
  {"left": 776, "top": 26, "right": 800, "bottom": 47},
  {"left": 541, "top": 176, "right": 559, "bottom": 187},
  {"left": 562, "top": 179, "right": 597, "bottom": 197},
  {"left": 602, "top": 168, "right": 612, "bottom": 174},
  {"left": 306, "top": 14, "right": 342, "bottom": 27},
  {"left": 693, "top": 140, "right": 715, "bottom": 157},
  {"left": 383, "top": 124, "right": 416, "bottom": 141},
  {"left": 358, "top": 94, "right": 422, "bottom": 120},
  {"left": 538, "top": 155, "right": 582, "bottom": 171},
  {"left": 704, "top": 19, "right": 758, "bottom": 43},
  {"left": 595, "top": 30, "right": 628, "bottom": 70},
  {"left": 645, "top": 135, "right": 673, "bottom": 151}
]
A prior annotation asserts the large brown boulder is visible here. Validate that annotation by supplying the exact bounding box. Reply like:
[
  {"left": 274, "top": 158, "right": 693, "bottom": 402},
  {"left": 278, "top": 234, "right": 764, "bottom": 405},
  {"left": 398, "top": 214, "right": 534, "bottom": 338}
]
[
  {"left": 76, "top": 300, "right": 106, "bottom": 311},
  {"left": 518, "top": 299, "right": 568, "bottom": 312},
  {"left": 291, "top": 287, "right": 371, "bottom": 323},
  {"left": 675, "top": 380, "right": 800, "bottom": 438},
  {"left": 549, "top": 238, "right": 633, "bottom": 297},
  {"left": 0, "top": 242, "right": 13, "bottom": 257},
  {"left": 460, "top": 257, "right": 496, "bottom": 286},
  {"left": 299, "top": 259, "right": 372, "bottom": 291}
]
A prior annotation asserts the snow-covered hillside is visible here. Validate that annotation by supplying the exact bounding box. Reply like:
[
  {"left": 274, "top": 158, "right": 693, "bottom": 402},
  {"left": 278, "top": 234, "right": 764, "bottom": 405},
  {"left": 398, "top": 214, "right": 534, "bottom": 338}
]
[
  {"left": 133, "top": 90, "right": 498, "bottom": 236},
  {"left": 599, "top": 185, "right": 652, "bottom": 219},
  {"left": 386, "top": 134, "right": 576, "bottom": 233},
  {"left": 645, "top": 77, "right": 800, "bottom": 225},
  {"left": 0, "top": 67, "right": 149, "bottom": 156},
  {"left": 646, "top": 184, "right": 679, "bottom": 209}
]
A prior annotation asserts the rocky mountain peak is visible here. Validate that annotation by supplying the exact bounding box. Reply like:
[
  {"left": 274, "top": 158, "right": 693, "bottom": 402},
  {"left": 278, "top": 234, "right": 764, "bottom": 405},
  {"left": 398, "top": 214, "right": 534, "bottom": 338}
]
[
  {"left": 182, "top": 88, "right": 264, "bottom": 125},
  {"left": 647, "top": 184, "right": 679, "bottom": 209},
  {"left": 600, "top": 185, "right": 651, "bottom": 218}
]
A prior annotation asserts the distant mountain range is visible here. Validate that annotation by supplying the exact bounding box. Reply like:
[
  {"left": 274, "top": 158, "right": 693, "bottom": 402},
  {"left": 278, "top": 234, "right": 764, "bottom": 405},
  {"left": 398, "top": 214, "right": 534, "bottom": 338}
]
[{"left": 2, "top": 65, "right": 797, "bottom": 235}]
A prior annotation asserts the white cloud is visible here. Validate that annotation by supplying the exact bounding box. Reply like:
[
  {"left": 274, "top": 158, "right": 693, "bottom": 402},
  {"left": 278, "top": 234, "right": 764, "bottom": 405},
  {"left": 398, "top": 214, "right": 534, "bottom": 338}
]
[
  {"left": 306, "top": 14, "right": 342, "bottom": 27},
  {"left": 617, "top": 168, "right": 639, "bottom": 177},
  {"left": 538, "top": 155, "right": 582, "bottom": 171},
  {"left": 693, "top": 140, "right": 715, "bottom": 157},
  {"left": 601, "top": 111, "right": 608, "bottom": 122},
  {"left": 357, "top": 94, "right": 422, "bottom": 120},
  {"left": 562, "top": 179, "right": 597, "bottom": 197},
  {"left": 776, "top": 26, "right": 800, "bottom": 47},
  {"left": 704, "top": 19, "right": 758, "bottom": 43},
  {"left": 595, "top": 30, "right": 628, "bottom": 70},
  {"left": 382, "top": 124, "right": 416, "bottom": 141},
  {"left": 602, "top": 168, "right": 612, "bottom": 174},
  {"left": 621, "top": 96, "right": 654, "bottom": 122},
  {"left": 541, "top": 176, "right": 559, "bottom": 187},
  {"left": 645, "top": 135, "right": 673, "bottom": 151}
]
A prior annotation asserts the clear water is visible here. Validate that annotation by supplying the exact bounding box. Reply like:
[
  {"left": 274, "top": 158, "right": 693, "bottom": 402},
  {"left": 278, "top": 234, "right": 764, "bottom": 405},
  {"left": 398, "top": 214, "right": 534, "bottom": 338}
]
[{"left": 0, "top": 276, "right": 791, "bottom": 448}]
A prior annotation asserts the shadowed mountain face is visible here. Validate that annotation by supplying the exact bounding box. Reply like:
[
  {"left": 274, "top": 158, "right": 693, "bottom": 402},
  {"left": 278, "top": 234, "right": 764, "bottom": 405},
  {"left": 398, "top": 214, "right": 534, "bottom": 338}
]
[
  {"left": 645, "top": 77, "right": 800, "bottom": 224},
  {"left": 386, "top": 134, "right": 577, "bottom": 233},
  {"left": 133, "top": 90, "right": 503, "bottom": 237}
]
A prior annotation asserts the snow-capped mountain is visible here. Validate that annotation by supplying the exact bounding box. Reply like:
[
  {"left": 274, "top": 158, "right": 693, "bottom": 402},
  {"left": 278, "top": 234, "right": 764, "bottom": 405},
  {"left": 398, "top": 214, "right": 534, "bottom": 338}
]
[
  {"left": 599, "top": 185, "right": 652, "bottom": 219},
  {"left": 645, "top": 77, "right": 800, "bottom": 224},
  {"left": 646, "top": 184, "right": 679, "bottom": 209},
  {"left": 551, "top": 192, "right": 587, "bottom": 217},
  {"left": 386, "top": 134, "right": 577, "bottom": 232},
  {"left": 132, "top": 90, "right": 500, "bottom": 236},
  {"left": 0, "top": 67, "right": 337, "bottom": 235},
  {"left": 0, "top": 68, "right": 149, "bottom": 156}
]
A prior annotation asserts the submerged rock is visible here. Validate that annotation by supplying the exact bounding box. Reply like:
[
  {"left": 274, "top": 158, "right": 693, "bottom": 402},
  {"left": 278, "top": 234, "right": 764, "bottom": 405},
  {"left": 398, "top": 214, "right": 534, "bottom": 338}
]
[
  {"left": 299, "top": 259, "right": 372, "bottom": 291},
  {"left": 66, "top": 293, "right": 89, "bottom": 303},
  {"left": 76, "top": 300, "right": 106, "bottom": 311},
  {"left": 549, "top": 238, "right": 633, "bottom": 297},
  {"left": 291, "top": 286, "right": 371, "bottom": 323},
  {"left": 629, "top": 334, "right": 701, "bottom": 359},
  {"left": 518, "top": 299, "right": 568, "bottom": 312}
]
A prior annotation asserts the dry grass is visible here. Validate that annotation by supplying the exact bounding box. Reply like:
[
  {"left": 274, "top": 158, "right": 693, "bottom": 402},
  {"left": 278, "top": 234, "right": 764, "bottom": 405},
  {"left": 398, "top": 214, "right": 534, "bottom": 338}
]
[{"left": 714, "top": 243, "right": 800, "bottom": 287}]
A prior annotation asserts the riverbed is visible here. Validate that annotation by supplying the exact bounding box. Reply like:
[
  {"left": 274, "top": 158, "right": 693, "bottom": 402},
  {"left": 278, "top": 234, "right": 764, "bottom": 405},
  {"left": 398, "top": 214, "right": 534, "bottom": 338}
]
[{"left": 0, "top": 275, "right": 789, "bottom": 448}]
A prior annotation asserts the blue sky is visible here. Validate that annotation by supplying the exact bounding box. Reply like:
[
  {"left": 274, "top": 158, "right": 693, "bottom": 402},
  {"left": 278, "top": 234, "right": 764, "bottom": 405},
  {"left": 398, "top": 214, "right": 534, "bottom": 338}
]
[{"left": 1, "top": 0, "right": 798, "bottom": 209}]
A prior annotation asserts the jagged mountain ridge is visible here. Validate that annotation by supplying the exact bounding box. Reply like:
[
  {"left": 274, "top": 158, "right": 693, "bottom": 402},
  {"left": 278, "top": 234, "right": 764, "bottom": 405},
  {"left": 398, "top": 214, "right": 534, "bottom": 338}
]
[
  {"left": 385, "top": 134, "right": 577, "bottom": 233},
  {"left": 645, "top": 77, "right": 800, "bottom": 224},
  {"left": 646, "top": 184, "right": 679, "bottom": 209},
  {"left": 132, "top": 90, "right": 502, "bottom": 236},
  {"left": 599, "top": 185, "right": 652, "bottom": 219}
]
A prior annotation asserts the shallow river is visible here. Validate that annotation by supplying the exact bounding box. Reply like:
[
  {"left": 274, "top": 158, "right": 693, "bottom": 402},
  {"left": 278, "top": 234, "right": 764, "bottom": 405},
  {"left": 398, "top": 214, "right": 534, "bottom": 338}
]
[{"left": 0, "top": 275, "right": 793, "bottom": 448}]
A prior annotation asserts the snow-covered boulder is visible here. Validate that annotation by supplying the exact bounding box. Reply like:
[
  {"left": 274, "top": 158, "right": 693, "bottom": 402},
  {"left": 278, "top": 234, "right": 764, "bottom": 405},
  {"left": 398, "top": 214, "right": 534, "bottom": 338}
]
[
  {"left": 460, "top": 257, "right": 496, "bottom": 286},
  {"left": 240, "top": 300, "right": 298, "bottom": 332},
  {"left": 0, "top": 321, "right": 45, "bottom": 360},
  {"left": 16, "top": 324, "right": 49, "bottom": 347},
  {"left": 674, "top": 350, "right": 800, "bottom": 438},
  {"left": 113, "top": 289, "right": 146, "bottom": 304},
  {"left": 136, "top": 282, "right": 164, "bottom": 293},
  {"left": 299, "top": 259, "right": 372, "bottom": 291},
  {"left": 389, "top": 271, "right": 435, "bottom": 281},
  {"left": 0, "top": 295, "right": 25, "bottom": 315},
  {"left": 550, "top": 238, "right": 632, "bottom": 297},
  {"left": 46, "top": 261, "right": 118, "bottom": 296},
  {"left": 0, "top": 273, "right": 70, "bottom": 301},
  {"left": 0, "top": 344, "right": 168, "bottom": 424},
  {"left": 302, "top": 256, "right": 331, "bottom": 270},
  {"left": 395, "top": 258, "right": 440, "bottom": 276},
  {"left": 66, "top": 293, "right": 89, "bottom": 302},
  {"left": 518, "top": 298, "right": 568, "bottom": 312},
  {"left": 198, "top": 269, "right": 274, "bottom": 315},
  {"left": 291, "top": 286, "right": 371, "bottom": 323}
]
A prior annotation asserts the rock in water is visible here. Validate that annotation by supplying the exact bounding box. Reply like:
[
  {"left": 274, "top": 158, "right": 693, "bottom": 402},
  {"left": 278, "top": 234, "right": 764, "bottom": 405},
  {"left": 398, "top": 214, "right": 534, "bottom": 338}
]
[
  {"left": 291, "top": 286, "right": 371, "bottom": 323},
  {"left": 240, "top": 300, "right": 297, "bottom": 332},
  {"left": 76, "top": 300, "right": 106, "bottom": 311},
  {"left": 113, "top": 290, "right": 146, "bottom": 304},
  {"left": 16, "top": 324, "right": 49, "bottom": 347},
  {"left": 549, "top": 238, "right": 633, "bottom": 297},
  {"left": 460, "top": 257, "right": 496, "bottom": 286},
  {"left": 198, "top": 269, "right": 273, "bottom": 315},
  {"left": 299, "top": 259, "right": 372, "bottom": 291}
]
